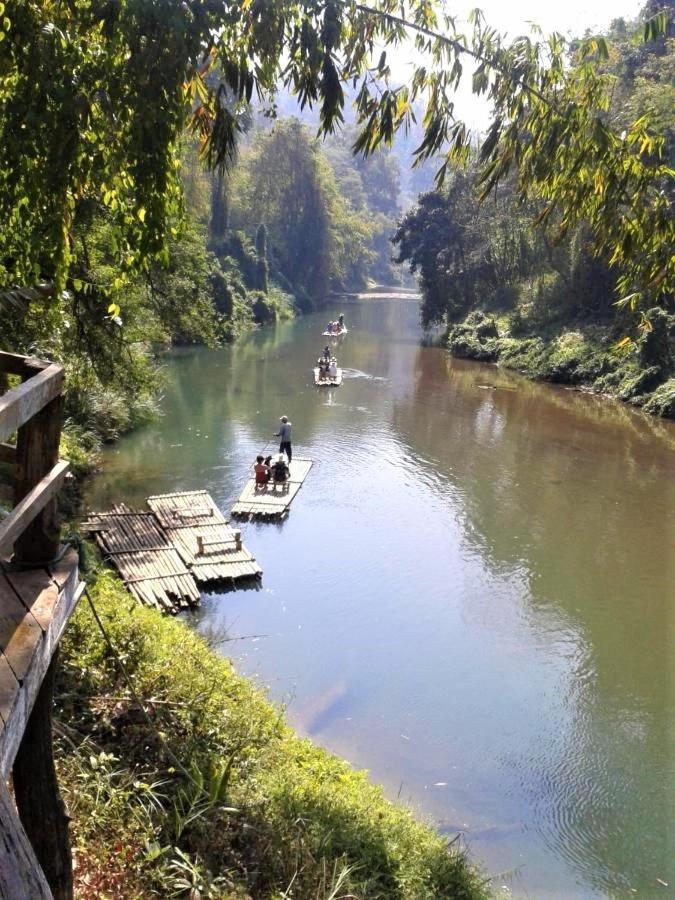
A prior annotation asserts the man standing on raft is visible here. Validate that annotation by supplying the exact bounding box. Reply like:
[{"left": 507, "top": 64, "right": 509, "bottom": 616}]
[{"left": 275, "top": 415, "right": 292, "bottom": 463}]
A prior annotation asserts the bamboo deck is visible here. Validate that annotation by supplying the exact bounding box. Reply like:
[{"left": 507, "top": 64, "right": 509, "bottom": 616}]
[
  {"left": 231, "top": 458, "right": 313, "bottom": 520},
  {"left": 147, "top": 491, "right": 262, "bottom": 584},
  {"left": 83, "top": 504, "right": 199, "bottom": 612},
  {"left": 84, "top": 492, "right": 261, "bottom": 613}
]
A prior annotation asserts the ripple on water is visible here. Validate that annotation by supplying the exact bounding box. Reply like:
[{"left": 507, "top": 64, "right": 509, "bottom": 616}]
[{"left": 509, "top": 704, "right": 665, "bottom": 896}]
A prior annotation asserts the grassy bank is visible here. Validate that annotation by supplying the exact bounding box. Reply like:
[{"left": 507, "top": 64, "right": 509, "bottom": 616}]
[
  {"left": 54, "top": 568, "right": 489, "bottom": 899},
  {"left": 446, "top": 312, "right": 675, "bottom": 419}
]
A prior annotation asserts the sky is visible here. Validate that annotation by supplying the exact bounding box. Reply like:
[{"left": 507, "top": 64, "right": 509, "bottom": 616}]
[
  {"left": 448, "top": 0, "right": 643, "bottom": 37},
  {"left": 389, "top": 0, "right": 646, "bottom": 131}
]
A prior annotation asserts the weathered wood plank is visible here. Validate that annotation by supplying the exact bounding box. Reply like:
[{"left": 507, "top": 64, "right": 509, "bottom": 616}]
[
  {"left": 0, "top": 652, "right": 20, "bottom": 724},
  {"left": 0, "top": 573, "right": 43, "bottom": 685},
  {"left": 0, "top": 782, "right": 52, "bottom": 899},
  {"left": 0, "top": 562, "right": 83, "bottom": 778},
  {"left": 47, "top": 547, "right": 80, "bottom": 592},
  {"left": 14, "top": 649, "right": 73, "bottom": 900},
  {"left": 0, "top": 460, "right": 70, "bottom": 556},
  {"left": 14, "top": 391, "right": 64, "bottom": 564},
  {"left": 0, "top": 363, "right": 64, "bottom": 444},
  {"left": 5, "top": 568, "right": 59, "bottom": 632},
  {"left": 0, "top": 442, "right": 16, "bottom": 464},
  {"left": 0, "top": 351, "right": 49, "bottom": 377}
]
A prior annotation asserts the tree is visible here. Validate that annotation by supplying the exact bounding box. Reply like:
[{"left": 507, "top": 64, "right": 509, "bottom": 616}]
[
  {"left": 0, "top": 0, "right": 672, "bottom": 320},
  {"left": 231, "top": 120, "right": 373, "bottom": 296},
  {"left": 255, "top": 223, "right": 269, "bottom": 293},
  {"left": 210, "top": 170, "right": 230, "bottom": 242}
]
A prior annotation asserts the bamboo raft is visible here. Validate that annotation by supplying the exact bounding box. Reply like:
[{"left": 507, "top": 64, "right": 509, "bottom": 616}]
[
  {"left": 314, "top": 367, "right": 343, "bottom": 386},
  {"left": 84, "top": 492, "right": 262, "bottom": 613},
  {"left": 147, "top": 490, "right": 261, "bottom": 584},
  {"left": 82, "top": 504, "right": 200, "bottom": 612},
  {"left": 231, "top": 458, "right": 313, "bottom": 520}
]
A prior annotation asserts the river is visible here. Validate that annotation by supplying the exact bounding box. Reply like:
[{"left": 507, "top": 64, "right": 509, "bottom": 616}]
[{"left": 84, "top": 298, "right": 675, "bottom": 899}]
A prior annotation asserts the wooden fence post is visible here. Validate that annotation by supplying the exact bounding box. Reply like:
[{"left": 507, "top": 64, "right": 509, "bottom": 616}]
[
  {"left": 13, "top": 649, "right": 73, "bottom": 900},
  {"left": 13, "top": 393, "right": 63, "bottom": 564}
]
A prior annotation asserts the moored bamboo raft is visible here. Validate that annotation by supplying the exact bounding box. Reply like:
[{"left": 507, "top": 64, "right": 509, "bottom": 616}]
[
  {"left": 147, "top": 491, "right": 262, "bottom": 584},
  {"left": 84, "top": 492, "right": 262, "bottom": 612},
  {"left": 231, "top": 458, "right": 313, "bottom": 520},
  {"left": 83, "top": 504, "right": 199, "bottom": 613}
]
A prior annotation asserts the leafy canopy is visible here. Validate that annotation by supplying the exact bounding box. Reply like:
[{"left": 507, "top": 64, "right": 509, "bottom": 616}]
[{"left": 0, "top": 0, "right": 672, "bottom": 316}]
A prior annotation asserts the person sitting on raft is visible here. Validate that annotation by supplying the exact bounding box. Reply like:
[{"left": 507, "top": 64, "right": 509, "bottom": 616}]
[
  {"left": 328, "top": 359, "right": 338, "bottom": 377},
  {"left": 253, "top": 455, "right": 270, "bottom": 488},
  {"left": 271, "top": 454, "right": 290, "bottom": 488}
]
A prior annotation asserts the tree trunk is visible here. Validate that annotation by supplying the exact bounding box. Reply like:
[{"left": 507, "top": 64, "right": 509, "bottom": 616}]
[{"left": 13, "top": 650, "right": 73, "bottom": 900}]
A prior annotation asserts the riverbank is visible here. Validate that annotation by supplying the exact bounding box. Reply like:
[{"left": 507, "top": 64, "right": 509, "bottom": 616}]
[
  {"left": 54, "top": 565, "right": 489, "bottom": 899},
  {"left": 447, "top": 311, "right": 675, "bottom": 418}
]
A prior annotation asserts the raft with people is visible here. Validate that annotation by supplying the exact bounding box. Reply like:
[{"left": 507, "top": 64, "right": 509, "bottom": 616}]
[
  {"left": 323, "top": 313, "right": 348, "bottom": 337},
  {"left": 313, "top": 364, "right": 343, "bottom": 386},
  {"left": 315, "top": 347, "right": 342, "bottom": 386}
]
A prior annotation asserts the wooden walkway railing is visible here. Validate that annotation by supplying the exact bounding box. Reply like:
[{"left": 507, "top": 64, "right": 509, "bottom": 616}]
[{"left": 0, "top": 350, "right": 82, "bottom": 899}]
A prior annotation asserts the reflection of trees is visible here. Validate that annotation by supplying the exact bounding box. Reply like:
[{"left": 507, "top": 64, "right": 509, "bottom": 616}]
[{"left": 392, "top": 346, "right": 675, "bottom": 894}]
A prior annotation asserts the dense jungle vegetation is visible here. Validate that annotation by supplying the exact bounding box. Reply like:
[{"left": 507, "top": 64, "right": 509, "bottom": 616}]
[{"left": 393, "top": 5, "right": 675, "bottom": 416}]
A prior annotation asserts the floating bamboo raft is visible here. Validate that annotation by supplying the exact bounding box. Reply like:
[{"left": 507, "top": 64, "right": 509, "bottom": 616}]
[
  {"left": 314, "top": 367, "right": 343, "bottom": 387},
  {"left": 84, "top": 492, "right": 261, "bottom": 613},
  {"left": 147, "top": 490, "right": 261, "bottom": 584},
  {"left": 231, "top": 458, "right": 313, "bottom": 520}
]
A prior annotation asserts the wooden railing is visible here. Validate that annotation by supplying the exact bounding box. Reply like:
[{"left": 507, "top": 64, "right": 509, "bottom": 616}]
[
  {"left": 0, "top": 350, "right": 79, "bottom": 899},
  {"left": 0, "top": 351, "right": 69, "bottom": 564}
]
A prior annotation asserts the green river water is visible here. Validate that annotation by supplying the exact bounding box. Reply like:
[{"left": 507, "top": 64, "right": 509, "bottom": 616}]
[{"left": 85, "top": 298, "right": 675, "bottom": 899}]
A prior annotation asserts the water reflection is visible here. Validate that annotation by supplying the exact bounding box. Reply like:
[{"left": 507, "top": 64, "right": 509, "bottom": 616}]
[{"left": 85, "top": 299, "right": 675, "bottom": 899}]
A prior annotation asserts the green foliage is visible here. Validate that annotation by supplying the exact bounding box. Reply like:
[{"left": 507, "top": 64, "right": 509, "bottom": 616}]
[
  {"left": 55, "top": 571, "right": 488, "bottom": 899},
  {"left": 255, "top": 222, "right": 270, "bottom": 293},
  {"left": 252, "top": 286, "right": 296, "bottom": 325},
  {"left": 2, "top": 0, "right": 671, "bottom": 321},
  {"left": 445, "top": 311, "right": 674, "bottom": 416},
  {"left": 447, "top": 312, "right": 501, "bottom": 361},
  {"left": 393, "top": 8, "right": 674, "bottom": 414},
  {"left": 230, "top": 120, "right": 375, "bottom": 298},
  {"left": 642, "top": 377, "right": 675, "bottom": 416},
  {"left": 394, "top": 172, "right": 538, "bottom": 326}
]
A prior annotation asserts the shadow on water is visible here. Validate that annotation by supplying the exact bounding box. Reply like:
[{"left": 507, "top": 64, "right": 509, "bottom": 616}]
[{"left": 85, "top": 298, "right": 675, "bottom": 900}]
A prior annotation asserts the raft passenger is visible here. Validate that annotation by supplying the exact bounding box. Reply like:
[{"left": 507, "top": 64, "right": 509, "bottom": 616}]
[
  {"left": 253, "top": 455, "right": 270, "bottom": 487},
  {"left": 271, "top": 454, "right": 290, "bottom": 488}
]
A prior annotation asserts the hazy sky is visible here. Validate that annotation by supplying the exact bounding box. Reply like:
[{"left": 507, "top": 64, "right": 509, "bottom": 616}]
[
  {"left": 448, "top": 0, "right": 643, "bottom": 37},
  {"left": 390, "top": 0, "right": 645, "bottom": 130}
]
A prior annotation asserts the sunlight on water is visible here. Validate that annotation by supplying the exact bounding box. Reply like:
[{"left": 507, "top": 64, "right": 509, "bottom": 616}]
[{"left": 85, "top": 299, "right": 675, "bottom": 899}]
